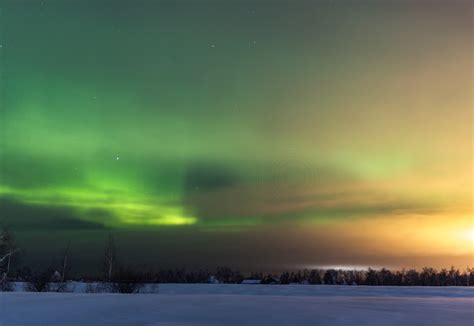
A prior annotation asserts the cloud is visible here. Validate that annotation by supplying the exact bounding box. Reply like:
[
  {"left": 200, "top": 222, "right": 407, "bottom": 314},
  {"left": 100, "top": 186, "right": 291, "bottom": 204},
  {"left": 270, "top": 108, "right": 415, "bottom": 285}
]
[
  {"left": 183, "top": 162, "right": 240, "bottom": 192},
  {"left": 182, "top": 178, "right": 443, "bottom": 226},
  {"left": 0, "top": 196, "right": 107, "bottom": 230}
]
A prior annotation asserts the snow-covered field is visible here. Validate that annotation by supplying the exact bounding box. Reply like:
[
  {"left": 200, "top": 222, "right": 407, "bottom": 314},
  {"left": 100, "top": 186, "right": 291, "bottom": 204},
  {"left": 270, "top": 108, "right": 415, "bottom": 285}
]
[{"left": 1, "top": 285, "right": 473, "bottom": 325}]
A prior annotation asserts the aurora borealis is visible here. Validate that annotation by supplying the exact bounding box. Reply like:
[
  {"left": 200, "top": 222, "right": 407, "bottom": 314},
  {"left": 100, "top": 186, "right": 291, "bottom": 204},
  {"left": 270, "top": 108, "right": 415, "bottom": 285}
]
[{"left": 0, "top": 0, "right": 472, "bottom": 272}]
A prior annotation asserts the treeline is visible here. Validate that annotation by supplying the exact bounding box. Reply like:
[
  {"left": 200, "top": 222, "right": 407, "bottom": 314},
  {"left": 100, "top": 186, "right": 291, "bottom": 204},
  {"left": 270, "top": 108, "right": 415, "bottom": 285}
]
[
  {"left": 1, "top": 228, "right": 473, "bottom": 289},
  {"left": 253, "top": 267, "right": 474, "bottom": 286},
  {"left": 9, "top": 265, "right": 474, "bottom": 288},
  {"left": 90, "top": 266, "right": 474, "bottom": 286}
]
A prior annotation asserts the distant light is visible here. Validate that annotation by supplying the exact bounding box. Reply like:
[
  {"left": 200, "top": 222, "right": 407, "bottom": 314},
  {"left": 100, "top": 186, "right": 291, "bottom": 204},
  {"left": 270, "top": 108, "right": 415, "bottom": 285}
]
[
  {"left": 116, "top": 156, "right": 120, "bottom": 160},
  {"left": 301, "top": 264, "right": 385, "bottom": 271},
  {"left": 467, "top": 229, "right": 474, "bottom": 243}
]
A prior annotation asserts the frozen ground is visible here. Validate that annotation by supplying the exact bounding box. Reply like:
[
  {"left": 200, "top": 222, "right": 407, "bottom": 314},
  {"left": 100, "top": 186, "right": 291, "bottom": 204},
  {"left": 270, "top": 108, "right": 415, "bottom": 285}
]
[{"left": 1, "top": 285, "right": 473, "bottom": 325}]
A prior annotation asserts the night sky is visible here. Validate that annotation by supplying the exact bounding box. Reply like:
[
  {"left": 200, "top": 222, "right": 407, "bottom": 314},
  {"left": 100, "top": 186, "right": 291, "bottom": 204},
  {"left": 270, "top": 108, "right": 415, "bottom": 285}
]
[{"left": 0, "top": 0, "right": 472, "bottom": 273}]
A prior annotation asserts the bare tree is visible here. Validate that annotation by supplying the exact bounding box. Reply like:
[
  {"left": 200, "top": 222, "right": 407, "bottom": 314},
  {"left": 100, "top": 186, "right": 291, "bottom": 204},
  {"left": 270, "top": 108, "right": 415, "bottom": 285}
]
[
  {"left": 0, "top": 227, "right": 18, "bottom": 284},
  {"left": 60, "top": 242, "right": 71, "bottom": 283},
  {"left": 104, "top": 234, "right": 116, "bottom": 282},
  {"left": 48, "top": 242, "right": 73, "bottom": 292},
  {"left": 0, "top": 249, "right": 19, "bottom": 283}
]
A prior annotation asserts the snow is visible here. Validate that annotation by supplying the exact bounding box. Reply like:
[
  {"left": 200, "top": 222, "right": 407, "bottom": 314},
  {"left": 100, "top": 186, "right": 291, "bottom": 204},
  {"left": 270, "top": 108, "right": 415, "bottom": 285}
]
[{"left": 1, "top": 285, "right": 473, "bottom": 325}]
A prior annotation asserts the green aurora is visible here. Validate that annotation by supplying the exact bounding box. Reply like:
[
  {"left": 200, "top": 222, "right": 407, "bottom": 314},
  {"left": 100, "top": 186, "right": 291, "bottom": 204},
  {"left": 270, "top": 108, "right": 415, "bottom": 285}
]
[{"left": 0, "top": 0, "right": 472, "bottom": 272}]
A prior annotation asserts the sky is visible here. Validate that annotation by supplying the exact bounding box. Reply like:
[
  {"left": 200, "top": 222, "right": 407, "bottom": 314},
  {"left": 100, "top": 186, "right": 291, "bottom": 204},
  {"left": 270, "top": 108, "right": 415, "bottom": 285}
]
[{"left": 0, "top": 0, "right": 472, "bottom": 273}]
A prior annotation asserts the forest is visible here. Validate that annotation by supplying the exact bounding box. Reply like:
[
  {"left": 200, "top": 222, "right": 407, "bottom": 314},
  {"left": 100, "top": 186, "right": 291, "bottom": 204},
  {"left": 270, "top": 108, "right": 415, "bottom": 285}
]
[{"left": 1, "top": 227, "right": 473, "bottom": 292}]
